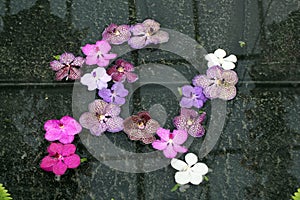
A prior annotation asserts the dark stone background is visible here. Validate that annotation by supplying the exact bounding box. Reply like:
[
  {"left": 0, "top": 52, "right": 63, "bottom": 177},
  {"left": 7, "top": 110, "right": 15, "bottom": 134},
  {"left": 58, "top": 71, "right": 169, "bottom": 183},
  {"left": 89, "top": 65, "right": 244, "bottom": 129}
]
[{"left": 0, "top": 0, "right": 299, "bottom": 199}]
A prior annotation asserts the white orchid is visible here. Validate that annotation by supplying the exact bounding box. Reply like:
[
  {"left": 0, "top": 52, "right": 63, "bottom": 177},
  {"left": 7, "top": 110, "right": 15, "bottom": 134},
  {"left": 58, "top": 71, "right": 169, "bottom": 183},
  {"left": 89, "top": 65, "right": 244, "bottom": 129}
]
[
  {"left": 205, "top": 48, "right": 237, "bottom": 70},
  {"left": 171, "top": 153, "right": 208, "bottom": 185},
  {"left": 80, "top": 67, "right": 111, "bottom": 91}
]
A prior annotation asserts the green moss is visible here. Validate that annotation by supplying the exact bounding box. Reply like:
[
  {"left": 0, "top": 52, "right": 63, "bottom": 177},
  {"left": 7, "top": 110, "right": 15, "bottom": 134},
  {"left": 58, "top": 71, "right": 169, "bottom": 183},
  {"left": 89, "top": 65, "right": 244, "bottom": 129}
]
[
  {"left": 292, "top": 188, "right": 300, "bottom": 200},
  {"left": 0, "top": 184, "right": 12, "bottom": 200}
]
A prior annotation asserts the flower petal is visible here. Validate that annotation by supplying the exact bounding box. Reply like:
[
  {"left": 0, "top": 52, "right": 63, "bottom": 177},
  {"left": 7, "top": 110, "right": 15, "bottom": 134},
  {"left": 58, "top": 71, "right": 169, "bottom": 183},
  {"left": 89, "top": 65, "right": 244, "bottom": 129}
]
[
  {"left": 88, "top": 100, "right": 107, "bottom": 114},
  {"left": 40, "top": 156, "right": 57, "bottom": 170},
  {"left": 90, "top": 122, "right": 107, "bottom": 136},
  {"left": 97, "top": 58, "right": 110, "bottom": 67},
  {"left": 128, "top": 36, "right": 147, "bottom": 49},
  {"left": 214, "top": 49, "right": 226, "bottom": 58},
  {"left": 144, "top": 119, "right": 160, "bottom": 134},
  {"left": 45, "top": 129, "right": 62, "bottom": 141},
  {"left": 80, "top": 73, "right": 97, "bottom": 91},
  {"left": 59, "top": 135, "right": 74, "bottom": 144},
  {"left": 64, "top": 154, "right": 80, "bottom": 168},
  {"left": 171, "top": 158, "right": 188, "bottom": 171},
  {"left": 204, "top": 84, "right": 221, "bottom": 99},
  {"left": 61, "top": 143, "right": 76, "bottom": 156},
  {"left": 105, "top": 103, "right": 121, "bottom": 116},
  {"left": 68, "top": 67, "right": 82, "bottom": 80},
  {"left": 224, "top": 54, "right": 237, "bottom": 63},
  {"left": 222, "top": 70, "right": 238, "bottom": 85},
  {"left": 189, "top": 122, "right": 205, "bottom": 137},
  {"left": 180, "top": 97, "right": 193, "bottom": 108},
  {"left": 218, "top": 86, "right": 237, "bottom": 100},
  {"left": 72, "top": 56, "right": 85, "bottom": 66},
  {"left": 173, "top": 144, "right": 188, "bottom": 153},
  {"left": 98, "top": 88, "right": 112, "bottom": 103},
  {"left": 163, "top": 144, "right": 177, "bottom": 158},
  {"left": 189, "top": 171, "right": 203, "bottom": 185},
  {"left": 85, "top": 55, "right": 98, "bottom": 65},
  {"left": 185, "top": 153, "right": 198, "bottom": 166},
  {"left": 172, "top": 130, "right": 188, "bottom": 145},
  {"left": 192, "top": 162, "right": 209, "bottom": 175},
  {"left": 152, "top": 140, "right": 167, "bottom": 150},
  {"left": 156, "top": 127, "right": 170, "bottom": 141},
  {"left": 60, "top": 53, "right": 75, "bottom": 65},
  {"left": 206, "top": 65, "right": 223, "bottom": 79},
  {"left": 113, "top": 96, "right": 126, "bottom": 105},
  {"left": 130, "top": 24, "right": 146, "bottom": 35},
  {"left": 55, "top": 68, "right": 69, "bottom": 81},
  {"left": 174, "top": 171, "right": 190, "bottom": 185},
  {"left": 103, "top": 53, "right": 117, "bottom": 60},
  {"left": 106, "top": 117, "right": 124, "bottom": 132},
  {"left": 60, "top": 116, "right": 82, "bottom": 135},
  {"left": 148, "top": 30, "right": 169, "bottom": 44},
  {"left": 81, "top": 44, "right": 96, "bottom": 56},
  {"left": 221, "top": 61, "right": 235, "bottom": 70},
  {"left": 50, "top": 60, "right": 64, "bottom": 71},
  {"left": 47, "top": 143, "right": 63, "bottom": 155},
  {"left": 53, "top": 161, "right": 68, "bottom": 175},
  {"left": 79, "top": 112, "right": 98, "bottom": 129},
  {"left": 181, "top": 85, "right": 193, "bottom": 97},
  {"left": 192, "top": 75, "right": 214, "bottom": 88},
  {"left": 96, "top": 40, "right": 112, "bottom": 53},
  {"left": 125, "top": 72, "right": 138, "bottom": 83}
]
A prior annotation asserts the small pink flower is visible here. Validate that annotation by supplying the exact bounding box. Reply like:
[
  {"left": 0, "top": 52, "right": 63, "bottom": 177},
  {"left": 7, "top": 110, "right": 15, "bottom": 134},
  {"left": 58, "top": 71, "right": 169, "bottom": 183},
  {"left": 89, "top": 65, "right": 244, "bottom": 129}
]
[
  {"left": 44, "top": 116, "right": 82, "bottom": 144},
  {"left": 107, "top": 59, "right": 138, "bottom": 83},
  {"left": 152, "top": 128, "right": 188, "bottom": 158},
  {"left": 40, "top": 143, "right": 80, "bottom": 175},
  {"left": 81, "top": 40, "right": 117, "bottom": 67}
]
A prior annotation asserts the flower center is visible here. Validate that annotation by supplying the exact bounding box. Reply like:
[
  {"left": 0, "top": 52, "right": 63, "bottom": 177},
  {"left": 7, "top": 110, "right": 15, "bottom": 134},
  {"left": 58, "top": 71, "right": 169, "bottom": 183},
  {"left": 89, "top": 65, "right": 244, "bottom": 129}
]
[
  {"left": 58, "top": 123, "right": 64, "bottom": 129},
  {"left": 187, "top": 119, "right": 193, "bottom": 126},
  {"left": 117, "top": 67, "right": 124, "bottom": 73},
  {"left": 92, "top": 71, "right": 97, "bottom": 77},
  {"left": 219, "top": 57, "right": 224, "bottom": 64},
  {"left": 114, "top": 29, "right": 120, "bottom": 36},
  {"left": 55, "top": 153, "right": 63, "bottom": 160},
  {"left": 137, "top": 121, "right": 145, "bottom": 129}
]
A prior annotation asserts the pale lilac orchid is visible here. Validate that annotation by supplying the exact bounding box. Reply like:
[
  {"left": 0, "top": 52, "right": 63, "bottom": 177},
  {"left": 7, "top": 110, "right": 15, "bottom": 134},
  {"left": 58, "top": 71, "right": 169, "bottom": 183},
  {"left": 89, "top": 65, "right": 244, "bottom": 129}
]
[
  {"left": 173, "top": 108, "right": 206, "bottom": 137},
  {"left": 128, "top": 19, "right": 169, "bottom": 49},
  {"left": 80, "top": 67, "right": 112, "bottom": 91},
  {"left": 40, "top": 143, "right": 81, "bottom": 175},
  {"left": 179, "top": 85, "right": 207, "bottom": 109},
  {"left": 79, "top": 99, "right": 124, "bottom": 136},
  {"left": 193, "top": 66, "right": 238, "bottom": 100},
  {"left": 98, "top": 82, "right": 129, "bottom": 105},
  {"left": 50, "top": 52, "right": 84, "bottom": 81},
  {"left": 152, "top": 128, "right": 188, "bottom": 158},
  {"left": 44, "top": 116, "right": 82, "bottom": 144},
  {"left": 102, "top": 24, "right": 131, "bottom": 45},
  {"left": 205, "top": 49, "right": 237, "bottom": 70},
  {"left": 171, "top": 153, "right": 209, "bottom": 185},
  {"left": 82, "top": 40, "right": 117, "bottom": 67}
]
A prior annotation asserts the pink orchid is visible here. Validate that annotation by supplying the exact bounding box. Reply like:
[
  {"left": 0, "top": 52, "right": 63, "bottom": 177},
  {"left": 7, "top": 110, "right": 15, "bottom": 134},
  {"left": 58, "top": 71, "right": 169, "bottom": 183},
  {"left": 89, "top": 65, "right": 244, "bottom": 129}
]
[
  {"left": 44, "top": 116, "right": 82, "bottom": 144},
  {"left": 81, "top": 40, "right": 117, "bottom": 67},
  {"left": 40, "top": 143, "right": 80, "bottom": 175},
  {"left": 152, "top": 128, "right": 188, "bottom": 158}
]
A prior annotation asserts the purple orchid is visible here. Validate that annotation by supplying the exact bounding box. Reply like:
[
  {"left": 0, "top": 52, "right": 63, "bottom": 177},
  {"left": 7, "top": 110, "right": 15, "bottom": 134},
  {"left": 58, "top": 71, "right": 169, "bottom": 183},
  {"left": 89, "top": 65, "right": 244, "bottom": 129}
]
[
  {"left": 40, "top": 143, "right": 80, "bottom": 175},
  {"left": 79, "top": 99, "right": 124, "bottom": 136},
  {"left": 80, "top": 67, "right": 112, "bottom": 91},
  {"left": 102, "top": 24, "right": 131, "bottom": 45},
  {"left": 107, "top": 59, "right": 138, "bottom": 83},
  {"left": 81, "top": 40, "right": 117, "bottom": 67},
  {"left": 152, "top": 128, "right": 188, "bottom": 158},
  {"left": 128, "top": 19, "right": 169, "bottom": 49},
  {"left": 44, "top": 116, "right": 82, "bottom": 144},
  {"left": 50, "top": 52, "right": 84, "bottom": 81},
  {"left": 123, "top": 111, "right": 160, "bottom": 144},
  {"left": 173, "top": 108, "right": 206, "bottom": 137},
  {"left": 98, "top": 82, "right": 129, "bottom": 105},
  {"left": 179, "top": 85, "right": 207, "bottom": 109},
  {"left": 193, "top": 65, "right": 238, "bottom": 100}
]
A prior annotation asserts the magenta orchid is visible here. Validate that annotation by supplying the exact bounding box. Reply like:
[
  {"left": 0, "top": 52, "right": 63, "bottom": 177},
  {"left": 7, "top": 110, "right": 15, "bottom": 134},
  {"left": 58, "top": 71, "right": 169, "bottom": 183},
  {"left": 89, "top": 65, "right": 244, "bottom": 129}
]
[
  {"left": 123, "top": 111, "right": 160, "bottom": 144},
  {"left": 173, "top": 108, "right": 206, "bottom": 137},
  {"left": 152, "top": 128, "right": 188, "bottom": 158},
  {"left": 79, "top": 99, "right": 124, "bottom": 136},
  {"left": 82, "top": 40, "right": 117, "bottom": 67},
  {"left": 40, "top": 143, "right": 80, "bottom": 175},
  {"left": 107, "top": 59, "right": 138, "bottom": 83},
  {"left": 128, "top": 19, "right": 169, "bottom": 49},
  {"left": 102, "top": 24, "right": 131, "bottom": 45},
  {"left": 44, "top": 116, "right": 82, "bottom": 144},
  {"left": 193, "top": 65, "right": 238, "bottom": 100},
  {"left": 50, "top": 52, "right": 85, "bottom": 81}
]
